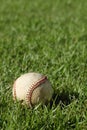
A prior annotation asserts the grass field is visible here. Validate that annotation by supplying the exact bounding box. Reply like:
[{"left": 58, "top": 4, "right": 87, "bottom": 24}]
[{"left": 0, "top": 0, "right": 87, "bottom": 129}]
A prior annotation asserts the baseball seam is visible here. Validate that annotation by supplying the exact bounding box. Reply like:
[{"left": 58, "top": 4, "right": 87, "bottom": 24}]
[{"left": 26, "top": 76, "right": 47, "bottom": 107}]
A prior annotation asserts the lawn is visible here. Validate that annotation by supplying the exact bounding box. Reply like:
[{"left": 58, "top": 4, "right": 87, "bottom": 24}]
[{"left": 0, "top": 0, "right": 87, "bottom": 129}]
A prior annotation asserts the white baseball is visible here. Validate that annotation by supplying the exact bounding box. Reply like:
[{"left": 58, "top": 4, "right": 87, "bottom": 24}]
[{"left": 13, "top": 72, "right": 53, "bottom": 107}]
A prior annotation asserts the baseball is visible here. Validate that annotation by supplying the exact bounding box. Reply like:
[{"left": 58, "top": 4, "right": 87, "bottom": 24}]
[{"left": 13, "top": 72, "right": 53, "bottom": 107}]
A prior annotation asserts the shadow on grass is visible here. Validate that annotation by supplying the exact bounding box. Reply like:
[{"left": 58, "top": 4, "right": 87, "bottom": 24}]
[
  {"left": 50, "top": 90, "right": 79, "bottom": 108},
  {"left": 78, "top": 34, "right": 87, "bottom": 41}
]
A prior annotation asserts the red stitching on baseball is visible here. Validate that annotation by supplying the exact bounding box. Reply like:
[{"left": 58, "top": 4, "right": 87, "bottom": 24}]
[
  {"left": 26, "top": 76, "right": 47, "bottom": 107},
  {"left": 13, "top": 81, "right": 16, "bottom": 100}
]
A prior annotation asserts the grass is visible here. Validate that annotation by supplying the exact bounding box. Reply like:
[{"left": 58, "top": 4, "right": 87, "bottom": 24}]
[{"left": 0, "top": 0, "right": 87, "bottom": 129}]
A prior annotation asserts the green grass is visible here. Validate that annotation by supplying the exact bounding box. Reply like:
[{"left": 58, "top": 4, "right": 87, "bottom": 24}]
[{"left": 0, "top": 0, "right": 87, "bottom": 129}]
